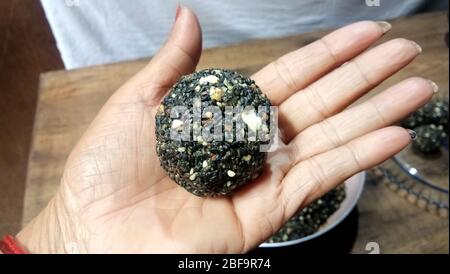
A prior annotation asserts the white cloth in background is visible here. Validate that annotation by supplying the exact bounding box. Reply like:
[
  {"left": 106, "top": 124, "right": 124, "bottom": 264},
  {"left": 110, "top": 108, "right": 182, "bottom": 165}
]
[{"left": 40, "top": 0, "right": 443, "bottom": 69}]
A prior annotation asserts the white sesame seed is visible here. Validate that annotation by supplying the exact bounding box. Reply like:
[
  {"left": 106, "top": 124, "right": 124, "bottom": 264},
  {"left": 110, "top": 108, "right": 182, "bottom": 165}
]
[
  {"left": 227, "top": 170, "right": 236, "bottom": 177},
  {"left": 241, "top": 109, "right": 262, "bottom": 132},
  {"left": 242, "top": 155, "right": 252, "bottom": 161},
  {"left": 199, "top": 75, "right": 219, "bottom": 85},
  {"left": 171, "top": 119, "right": 184, "bottom": 129},
  {"left": 189, "top": 173, "right": 197, "bottom": 181}
]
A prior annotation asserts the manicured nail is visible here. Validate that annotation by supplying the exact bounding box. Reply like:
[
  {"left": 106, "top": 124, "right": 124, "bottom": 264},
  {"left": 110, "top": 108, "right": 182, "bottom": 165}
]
[
  {"left": 375, "top": 21, "right": 392, "bottom": 33},
  {"left": 175, "top": 4, "right": 182, "bottom": 21},
  {"left": 428, "top": 80, "right": 439, "bottom": 94},
  {"left": 407, "top": 129, "right": 417, "bottom": 140},
  {"left": 410, "top": 41, "right": 422, "bottom": 53}
]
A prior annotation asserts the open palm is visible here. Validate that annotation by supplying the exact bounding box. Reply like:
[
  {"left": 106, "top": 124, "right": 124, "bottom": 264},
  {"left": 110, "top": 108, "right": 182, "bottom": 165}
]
[{"left": 18, "top": 7, "right": 435, "bottom": 254}]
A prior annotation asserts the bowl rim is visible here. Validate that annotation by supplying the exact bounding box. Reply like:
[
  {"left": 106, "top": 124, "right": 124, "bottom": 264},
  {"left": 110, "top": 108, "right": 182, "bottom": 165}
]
[{"left": 259, "top": 171, "right": 366, "bottom": 248}]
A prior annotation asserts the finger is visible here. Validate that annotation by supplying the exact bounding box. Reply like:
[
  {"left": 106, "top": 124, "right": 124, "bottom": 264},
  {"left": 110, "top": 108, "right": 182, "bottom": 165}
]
[
  {"left": 280, "top": 126, "right": 413, "bottom": 218},
  {"left": 126, "top": 6, "right": 202, "bottom": 105},
  {"left": 288, "top": 77, "right": 437, "bottom": 166},
  {"left": 280, "top": 38, "right": 422, "bottom": 141},
  {"left": 252, "top": 21, "right": 391, "bottom": 105}
]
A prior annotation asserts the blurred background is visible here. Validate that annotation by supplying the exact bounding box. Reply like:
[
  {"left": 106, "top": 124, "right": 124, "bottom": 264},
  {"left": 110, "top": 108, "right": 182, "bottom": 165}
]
[{"left": 0, "top": 0, "right": 448, "bottom": 252}]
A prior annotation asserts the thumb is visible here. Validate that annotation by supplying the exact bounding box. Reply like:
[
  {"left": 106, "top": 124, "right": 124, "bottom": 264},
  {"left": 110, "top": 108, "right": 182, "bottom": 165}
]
[{"left": 128, "top": 5, "right": 203, "bottom": 105}]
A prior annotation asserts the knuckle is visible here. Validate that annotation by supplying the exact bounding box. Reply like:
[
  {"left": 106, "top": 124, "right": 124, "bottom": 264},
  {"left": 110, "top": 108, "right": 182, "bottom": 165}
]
[
  {"left": 274, "top": 57, "right": 297, "bottom": 91},
  {"left": 343, "top": 143, "right": 364, "bottom": 170}
]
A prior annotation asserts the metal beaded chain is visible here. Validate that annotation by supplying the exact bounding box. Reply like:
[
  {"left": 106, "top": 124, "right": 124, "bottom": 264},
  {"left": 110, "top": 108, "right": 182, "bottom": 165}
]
[{"left": 370, "top": 162, "right": 449, "bottom": 219}]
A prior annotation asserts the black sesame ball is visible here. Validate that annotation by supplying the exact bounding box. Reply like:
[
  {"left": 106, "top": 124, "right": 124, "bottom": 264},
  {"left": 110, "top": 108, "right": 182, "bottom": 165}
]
[
  {"left": 155, "top": 68, "right": 272, "bottom": 197},
  {"left": 402, "top": 111, "right": 425, "bottom": 129},
  {"left": 402, "top": 100, "right": 449, "bottom": 133},
  {"left": 430, "top": 101, "right": 449, "bottom": 133},
  {"left": 413, "top": 124, "right": 446, "bottom": 153}
]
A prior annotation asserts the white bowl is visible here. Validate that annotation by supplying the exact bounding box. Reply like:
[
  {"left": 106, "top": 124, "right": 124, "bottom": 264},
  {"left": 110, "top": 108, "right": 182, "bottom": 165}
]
[{"left": 259, "top": 172, "right": 366, "bottom": 248}]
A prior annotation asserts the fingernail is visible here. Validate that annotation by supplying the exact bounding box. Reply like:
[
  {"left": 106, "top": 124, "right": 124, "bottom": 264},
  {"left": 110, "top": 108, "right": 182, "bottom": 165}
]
[
  {"left": 175, "top": 4, "right": 182, "bottom": 21},
  {"left": 410, "top": 41, "right": 422, "bottom": 53},
  {"left": 428, "top": 80, "right": 439, "bottom": 94},
  {"left": 375, "top": 21, "right": 392, "bottom": 33},
  {"left": 407, "top": 129, "right": 417, "bottom": 140}
]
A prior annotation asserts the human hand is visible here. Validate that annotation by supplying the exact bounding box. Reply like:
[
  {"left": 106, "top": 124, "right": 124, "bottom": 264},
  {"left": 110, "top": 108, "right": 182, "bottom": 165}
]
[{"left": 17, "top": 6, "right": 436, "bottom": 253}]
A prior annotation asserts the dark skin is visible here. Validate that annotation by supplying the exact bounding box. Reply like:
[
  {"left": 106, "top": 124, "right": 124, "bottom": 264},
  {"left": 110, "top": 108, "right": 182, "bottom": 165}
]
[{"left": 16, "top": 6, "right": 436, "bottom": 253}]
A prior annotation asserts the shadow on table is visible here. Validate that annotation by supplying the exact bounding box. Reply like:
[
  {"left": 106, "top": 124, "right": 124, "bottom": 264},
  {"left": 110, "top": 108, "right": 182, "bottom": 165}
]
[{"left": 250, "top": 207, "right": 359, "bottom": 254}]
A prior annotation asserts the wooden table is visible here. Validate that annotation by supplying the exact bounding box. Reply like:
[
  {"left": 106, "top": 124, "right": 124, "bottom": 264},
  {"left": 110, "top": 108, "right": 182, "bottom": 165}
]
[{"left": 23, "top": 11, "right": 449, "bottom": 253}]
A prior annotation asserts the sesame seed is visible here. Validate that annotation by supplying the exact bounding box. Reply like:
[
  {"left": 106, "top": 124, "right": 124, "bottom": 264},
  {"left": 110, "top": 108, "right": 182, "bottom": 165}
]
[
  {"left": 227, "top": 170, "right": 236, "bottom": 177},
  {"left": 189, "top": 173, "right": 197, "bottom": 181},
  {"left": 171, "top": 119, "right": 184, "bottom": 130},
  {"left": 199, "top": 75, "right": 219, "bottom": 85},
  {"left": 242, "top": 155, "right": 252, "bottom": 161},
  {"left": 241, "top": 109, "right": 262, "bottom": 132}
]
